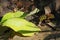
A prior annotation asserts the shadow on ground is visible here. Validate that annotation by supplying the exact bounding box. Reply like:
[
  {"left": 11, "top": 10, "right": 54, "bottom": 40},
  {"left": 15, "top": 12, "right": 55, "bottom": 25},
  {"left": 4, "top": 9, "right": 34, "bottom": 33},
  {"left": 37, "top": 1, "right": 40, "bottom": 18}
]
[{"left": 44, "top": 31, "right": 60, "bottom": 40}]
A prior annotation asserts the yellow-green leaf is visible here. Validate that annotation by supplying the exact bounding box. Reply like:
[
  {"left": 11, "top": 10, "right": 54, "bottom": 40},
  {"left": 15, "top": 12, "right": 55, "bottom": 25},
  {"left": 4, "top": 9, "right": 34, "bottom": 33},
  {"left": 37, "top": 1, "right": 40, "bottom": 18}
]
[
  {"left": 2, "top": 18, "right": 41, "bottom": 36},
  {"left": 40, "top": 15, "right": 46, "bottom": 22},
  {"left": 1, "top": 11, "right": 24, "bottom": 23}
]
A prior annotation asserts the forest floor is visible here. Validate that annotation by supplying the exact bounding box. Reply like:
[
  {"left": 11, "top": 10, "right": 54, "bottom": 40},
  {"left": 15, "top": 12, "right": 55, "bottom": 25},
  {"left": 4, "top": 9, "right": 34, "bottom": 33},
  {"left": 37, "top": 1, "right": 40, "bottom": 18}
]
[
  {"left": 0, "top": 0, "right": 60, "bottom": 40},
  {"left": 0, "top": 24, "right": 60, "bottom": 40}
]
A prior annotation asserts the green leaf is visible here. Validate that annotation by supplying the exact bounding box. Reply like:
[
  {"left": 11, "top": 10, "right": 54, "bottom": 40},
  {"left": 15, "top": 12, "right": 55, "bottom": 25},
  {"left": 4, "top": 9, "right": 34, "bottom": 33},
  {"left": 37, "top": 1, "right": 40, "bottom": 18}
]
[
  {"left": 2, "top": 18, "right": 41, "bottom": 36},
  {"left": 1, "top": 11, "right": 24, "bottom": 23}
]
